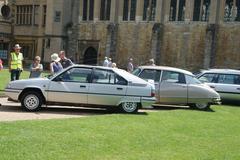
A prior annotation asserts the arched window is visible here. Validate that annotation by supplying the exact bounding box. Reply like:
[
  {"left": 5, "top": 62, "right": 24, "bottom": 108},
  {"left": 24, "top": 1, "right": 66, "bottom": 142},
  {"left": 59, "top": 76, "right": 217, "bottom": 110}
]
[
  {"left": 169, "top": 0, "right": 186, "bottom": 21},
  {"left": 193, "top": 0, "right": 211, "bottom": 21},
  {"left": 82, "top": 0, "right": 94, "bottom": 21},
  {"left": 123, "top": 0, "right": 137, "bottom": 21},
  {"left": 143, "top": 0, "right": 157, "bottom": 21},
  {"left": 100, "top": 0, "right": 111, "bottom": 21},
  {"left": 224, "top": 0, "right": 240, "bottom": 22}
]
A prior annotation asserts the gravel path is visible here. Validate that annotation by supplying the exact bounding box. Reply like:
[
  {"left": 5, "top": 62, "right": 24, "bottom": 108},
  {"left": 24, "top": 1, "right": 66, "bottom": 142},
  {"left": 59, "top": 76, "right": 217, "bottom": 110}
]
[{"left": 0, "top": 98, "right": 106, "bottom": 122}]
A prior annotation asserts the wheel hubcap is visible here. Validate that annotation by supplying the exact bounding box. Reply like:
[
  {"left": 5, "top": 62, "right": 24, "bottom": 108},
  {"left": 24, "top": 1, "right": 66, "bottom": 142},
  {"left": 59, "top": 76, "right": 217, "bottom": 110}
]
[
  {"left": 122, "top": 102, "right": 137, "bottom": 113},
  {"left": 24, "top": 94, "right": 39, "bottom": 110},
  {"left": 195, "top": 103, "right": 208, "bottom": 109}
]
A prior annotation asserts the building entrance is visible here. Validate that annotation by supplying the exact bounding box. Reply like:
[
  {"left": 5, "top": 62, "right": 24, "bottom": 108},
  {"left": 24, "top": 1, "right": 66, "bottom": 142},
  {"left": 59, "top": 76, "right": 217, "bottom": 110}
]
[{"left": 83, "top": 47, "right": 97, "bottom": 65}]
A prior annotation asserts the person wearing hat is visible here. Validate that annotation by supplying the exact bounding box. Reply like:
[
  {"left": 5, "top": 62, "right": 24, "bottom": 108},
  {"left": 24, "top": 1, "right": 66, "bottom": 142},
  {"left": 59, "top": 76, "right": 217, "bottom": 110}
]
[
  {"left": 127, "top": 58, "right": 134, "bottom": 73},
  {"left": 149, "top": 58, "right": 156, "bottom": 66},
  {"left": 50, "top": 53, "right": 63, "bottom": 75},
  {"left": 103, "top": 56, "right": 109, "bottom": 67},
  {"left": 8, "top": 44, "right": 24, "bottom": 81}
]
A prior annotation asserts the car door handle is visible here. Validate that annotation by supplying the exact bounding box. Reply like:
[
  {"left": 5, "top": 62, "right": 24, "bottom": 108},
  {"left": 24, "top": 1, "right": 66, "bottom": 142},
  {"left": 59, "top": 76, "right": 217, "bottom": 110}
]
[
  {"left": 237, "top": 88, "right": 240, "bottom": 90},
  {"left": 80, "top": 85, "right": 86, "bottom": 88},
  {"left": 117, "top": 88, "right": 123, "bottom": 90}
]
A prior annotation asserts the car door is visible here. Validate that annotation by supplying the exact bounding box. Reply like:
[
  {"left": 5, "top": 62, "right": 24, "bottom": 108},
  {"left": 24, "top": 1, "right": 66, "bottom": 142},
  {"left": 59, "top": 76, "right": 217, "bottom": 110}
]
[
  {"left": 47, "top": 67, "right": 92, "bottom": 104},
  {"left": 159, "top": 70, "right": 188, "bottom": 104},
  {"left": 88, "top": 68, "right": 127, "bottom": 106}
]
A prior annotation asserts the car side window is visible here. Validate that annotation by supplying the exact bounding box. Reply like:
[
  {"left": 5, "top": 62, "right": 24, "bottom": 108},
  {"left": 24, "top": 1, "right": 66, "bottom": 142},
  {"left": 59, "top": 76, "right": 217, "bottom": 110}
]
[
  {"left": 217, "top": 74, "right": 240, "bottom": 85},
  {"left": 92, "top": 69, "right": 115, "bottom": 84},
  {"left": 139, "top": 69, "right": 161, "bottom": 82},
  {"left": 161, "top": 71, "right": 186, "bottom": 84},
  {"left": 56, "top": 68, "right": 92, "bottom": 83},
  {"left": 198, "top": 73, "right": 217, "bottom": 83},
  {"left": 92, "top": 69, "right": 128, "bottom": 85},
  {"left": 115, "top": 74, "right": 128, "bottom": 85}
]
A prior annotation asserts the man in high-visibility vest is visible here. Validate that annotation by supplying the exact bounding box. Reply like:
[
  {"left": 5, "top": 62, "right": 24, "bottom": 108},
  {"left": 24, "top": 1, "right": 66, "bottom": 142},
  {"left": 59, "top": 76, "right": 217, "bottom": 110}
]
[{"left": 8, "top": 44, "right": 24, "bottom": 81}]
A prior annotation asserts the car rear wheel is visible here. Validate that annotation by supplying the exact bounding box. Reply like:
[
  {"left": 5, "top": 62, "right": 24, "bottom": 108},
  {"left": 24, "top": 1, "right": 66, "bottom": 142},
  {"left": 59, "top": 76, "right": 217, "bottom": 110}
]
[
  {"left": 21, "top": 91, "right": 43, "bottom": 111},
  {"left": 191, "top": 103, "right": 210, "bottom": 110},
  {"left": 120, "top": 102, "right": 139, "bottom": 113}
]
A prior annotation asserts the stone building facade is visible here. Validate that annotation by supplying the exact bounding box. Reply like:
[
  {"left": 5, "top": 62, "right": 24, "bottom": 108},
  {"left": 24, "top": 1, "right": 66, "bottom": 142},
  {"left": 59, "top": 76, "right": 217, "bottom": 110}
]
[{"left": 0, "top": 0, "right": 240, "bottom": 71}]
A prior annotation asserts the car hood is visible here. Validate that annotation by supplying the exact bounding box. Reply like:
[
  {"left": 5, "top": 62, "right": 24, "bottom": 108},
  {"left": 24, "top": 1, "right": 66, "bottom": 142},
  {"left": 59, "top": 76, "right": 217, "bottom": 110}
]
[{"left": 5, "top": 78, "right": 51, "bottom": 90}]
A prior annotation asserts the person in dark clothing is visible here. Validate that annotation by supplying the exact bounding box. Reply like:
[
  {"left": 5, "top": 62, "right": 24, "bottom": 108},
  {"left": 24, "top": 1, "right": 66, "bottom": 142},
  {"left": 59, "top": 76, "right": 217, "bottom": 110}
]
[{"left": 59, "top": 50, "right": 73, "bottom": 69}]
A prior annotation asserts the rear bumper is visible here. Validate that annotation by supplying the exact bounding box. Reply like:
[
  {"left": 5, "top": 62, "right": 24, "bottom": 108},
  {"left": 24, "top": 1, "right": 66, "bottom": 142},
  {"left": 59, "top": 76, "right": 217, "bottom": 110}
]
[{"left": 141, "top": 97, "right": 156, "bottom": 108}]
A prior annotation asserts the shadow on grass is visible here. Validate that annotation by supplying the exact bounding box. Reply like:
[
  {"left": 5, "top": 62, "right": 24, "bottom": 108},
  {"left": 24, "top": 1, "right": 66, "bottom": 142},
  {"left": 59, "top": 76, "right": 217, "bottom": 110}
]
[
  {"left": 146, "top": 105, "right": 215, "bottom": 112},
  {"left": 0, "top": 105, "right": 148, "bottom": 116},
  {"left": 221, "top": 100, "right": 240, "bottom": 107}
]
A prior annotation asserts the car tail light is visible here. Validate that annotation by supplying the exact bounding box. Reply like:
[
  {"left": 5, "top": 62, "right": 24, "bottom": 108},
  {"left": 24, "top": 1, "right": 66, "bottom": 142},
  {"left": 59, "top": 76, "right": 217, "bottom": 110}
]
[{"left": 151, "top": 89, "right": 155, "bottom": 97}]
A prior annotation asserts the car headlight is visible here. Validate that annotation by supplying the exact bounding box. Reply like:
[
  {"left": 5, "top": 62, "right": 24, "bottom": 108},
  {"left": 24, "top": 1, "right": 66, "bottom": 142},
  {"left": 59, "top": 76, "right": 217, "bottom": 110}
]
[{"left": 6, "top": 83, "right": 12, "bottom": 89}]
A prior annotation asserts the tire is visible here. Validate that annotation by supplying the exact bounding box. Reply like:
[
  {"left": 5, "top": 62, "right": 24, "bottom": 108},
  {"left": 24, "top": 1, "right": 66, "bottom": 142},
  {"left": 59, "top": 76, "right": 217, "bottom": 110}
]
[
  {"left": 120, "top": 102, "right": 139, "bottom": 113},
  {"left": 190, "top": 103, "right": 210, "bottom": 110},
  {"left": 21, "top": 91, "right": 43, "bottom": 111}
]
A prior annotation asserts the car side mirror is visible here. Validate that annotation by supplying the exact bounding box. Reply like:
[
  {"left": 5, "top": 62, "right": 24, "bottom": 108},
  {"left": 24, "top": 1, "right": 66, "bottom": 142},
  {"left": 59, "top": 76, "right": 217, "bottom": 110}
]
[{"left": 53, "top": 76, "right": 63, "bottom": 82}]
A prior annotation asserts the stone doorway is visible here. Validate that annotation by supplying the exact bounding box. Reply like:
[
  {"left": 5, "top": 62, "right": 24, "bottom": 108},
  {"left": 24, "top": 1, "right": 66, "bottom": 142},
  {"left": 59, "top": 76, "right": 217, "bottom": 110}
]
[{"left": 83, "top": 47, "right": 97, "bottom": 65}]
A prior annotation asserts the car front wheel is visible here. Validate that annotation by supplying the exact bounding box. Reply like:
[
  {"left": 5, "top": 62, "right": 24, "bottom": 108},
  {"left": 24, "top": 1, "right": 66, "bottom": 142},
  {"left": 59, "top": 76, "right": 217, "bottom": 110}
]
[
  {"left": 120, "top": 102, "right": 139, "bottom": 113},
  {"left": 21, "top": 91, "right": 43, "bottom": 111},
  {"left": 190, "top": 103, "right": 210, "bottom": 110}
]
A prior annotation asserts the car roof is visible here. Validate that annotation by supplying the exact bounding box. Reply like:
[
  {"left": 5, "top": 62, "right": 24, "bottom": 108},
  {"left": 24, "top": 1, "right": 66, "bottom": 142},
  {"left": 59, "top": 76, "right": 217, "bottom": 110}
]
[
  {"left": 200, "top": 69, "right": 240, "bottom": 75},
  {"left": 136, "top": 65, "right": 193, "bottom": 76},
  {"left": 69, "top": 65, "right": 149, "bottom": 84}
]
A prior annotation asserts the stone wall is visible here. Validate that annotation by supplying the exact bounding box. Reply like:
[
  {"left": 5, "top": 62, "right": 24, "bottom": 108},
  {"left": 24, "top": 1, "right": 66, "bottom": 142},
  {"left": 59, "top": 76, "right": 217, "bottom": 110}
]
[
  {"left": 76, "top": 22, "right": 240, "bottom": 71},
  {"left": 215, "top": 24, "right": 240, "bottom": 69},
  {"left": 161, "top": 23, "right": 207, "bottom": 71}
]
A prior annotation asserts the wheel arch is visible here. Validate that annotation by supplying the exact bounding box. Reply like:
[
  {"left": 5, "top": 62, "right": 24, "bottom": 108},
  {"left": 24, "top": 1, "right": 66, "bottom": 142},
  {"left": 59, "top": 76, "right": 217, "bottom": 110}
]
[
  {"left": 117, "top": 97, "right": 141, "bottom": 106},
  {"left": 18, "top": 88, "right": 46, "bottom": 104}
]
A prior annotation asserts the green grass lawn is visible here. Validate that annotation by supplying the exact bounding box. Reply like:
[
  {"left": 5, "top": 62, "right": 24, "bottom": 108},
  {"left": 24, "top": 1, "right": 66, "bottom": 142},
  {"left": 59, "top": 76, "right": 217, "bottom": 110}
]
[
  {"left": 0, "top": 69, "right": 49, "bottom": 95},
  {"left": 0, "top": 105, "right": 240, "bottom": 160}
]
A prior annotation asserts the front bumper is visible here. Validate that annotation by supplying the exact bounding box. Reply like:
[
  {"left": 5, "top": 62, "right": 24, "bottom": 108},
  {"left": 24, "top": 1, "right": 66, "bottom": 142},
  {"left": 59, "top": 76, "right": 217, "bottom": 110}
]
[
  {"left": 4, "top": 88, "right": 21, "bottom": 101},
  {"left": 141, "top": 97, "right": 156, "bottom": 108},
  {"left": 210, "top": 97, "right": 221, "bottom": 105}
]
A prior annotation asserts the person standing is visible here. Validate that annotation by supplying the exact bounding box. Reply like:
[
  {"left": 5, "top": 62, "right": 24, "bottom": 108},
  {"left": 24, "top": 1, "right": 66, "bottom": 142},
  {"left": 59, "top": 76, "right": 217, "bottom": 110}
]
[
  {"left": 8, "top": 44, "right": 24, "bottom": 81},
  {"left": 29, "top": 56, "right": 43, "bottom": 78},
  {"left": 108, "top": 58, "right": 112, "bottom": 67},
  {"left": 112, "top": 62, "right": 117, "bottom": 68},
  {"left": 149, "top": 58, "right": 156, "bottom": 66},
  {"left": 0, "top": 58, "right": 3, "bottom": 70},
  {"left": 59, "top": 50, "right": 73, "bottom": 69},
  {"left": 103, "top": 57, "right": 109, "bottom": 67},
  {"left": 50, "top": 53, "right": 63, "bottom": 75},
  {"left": 127, "top": 58, "right": 134, "bottom": 73}
]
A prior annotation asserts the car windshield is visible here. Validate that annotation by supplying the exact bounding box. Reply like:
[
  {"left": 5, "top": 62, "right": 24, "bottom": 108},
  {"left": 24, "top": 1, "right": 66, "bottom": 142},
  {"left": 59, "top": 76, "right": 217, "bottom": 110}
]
[
  {"left": 186, "top": 75, "right": 202, "bottom": 84},
  {"left": 132, "top": 68, "right": 141, "bottom": 76},
  {"left": 45, "top": 74, "right": 53, "bottom": 79}
]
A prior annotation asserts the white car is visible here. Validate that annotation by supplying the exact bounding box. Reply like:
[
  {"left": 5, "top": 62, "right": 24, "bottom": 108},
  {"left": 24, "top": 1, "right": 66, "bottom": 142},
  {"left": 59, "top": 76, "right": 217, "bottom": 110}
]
[
  {"left": 196, "top": 69, "right": 240, "bottom": 102},
  {"left": 5, "top": 65, "right": 155, "bottom": 113},
  {"left": 133, "top": 66, "right": 221, "bottom": 110}
]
